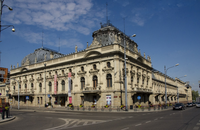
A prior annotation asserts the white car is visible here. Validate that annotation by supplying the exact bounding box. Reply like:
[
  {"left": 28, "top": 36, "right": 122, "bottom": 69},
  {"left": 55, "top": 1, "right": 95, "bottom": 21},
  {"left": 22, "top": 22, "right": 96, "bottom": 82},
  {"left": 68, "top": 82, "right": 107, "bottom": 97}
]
[{"left": 196, "top": 102, "right": 200, "bottom": 108}]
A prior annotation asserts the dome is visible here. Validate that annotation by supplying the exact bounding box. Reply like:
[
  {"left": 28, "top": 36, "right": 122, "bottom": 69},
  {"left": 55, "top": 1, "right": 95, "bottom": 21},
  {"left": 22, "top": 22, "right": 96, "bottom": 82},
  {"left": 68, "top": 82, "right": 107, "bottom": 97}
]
[{"left": 21, "top": 47, "right": 64, "bottom": 66}]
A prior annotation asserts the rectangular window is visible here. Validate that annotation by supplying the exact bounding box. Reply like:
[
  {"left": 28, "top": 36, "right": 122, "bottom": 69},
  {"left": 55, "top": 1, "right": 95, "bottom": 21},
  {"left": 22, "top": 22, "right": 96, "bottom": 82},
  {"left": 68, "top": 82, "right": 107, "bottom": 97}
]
[{"left": 106, "top": 95, "right": 111, "bottom": 105}]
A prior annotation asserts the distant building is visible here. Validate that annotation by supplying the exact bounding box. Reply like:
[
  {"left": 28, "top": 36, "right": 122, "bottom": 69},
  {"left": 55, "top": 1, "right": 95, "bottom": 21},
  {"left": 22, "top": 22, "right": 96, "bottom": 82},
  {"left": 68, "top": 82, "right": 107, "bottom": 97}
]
[
  {"left": 4, "top": 22, "right": 192, "bottom": 108},
  {"left": 0, "top": 67, "right": 8, "bottom": 83}
]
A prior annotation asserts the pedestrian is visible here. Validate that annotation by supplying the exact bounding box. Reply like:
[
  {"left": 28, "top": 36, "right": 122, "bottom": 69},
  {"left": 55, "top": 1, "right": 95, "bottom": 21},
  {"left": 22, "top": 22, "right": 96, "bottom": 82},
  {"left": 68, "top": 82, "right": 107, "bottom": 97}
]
[{"left": 5, "top": 103, "right": 9, "bottom": 118}]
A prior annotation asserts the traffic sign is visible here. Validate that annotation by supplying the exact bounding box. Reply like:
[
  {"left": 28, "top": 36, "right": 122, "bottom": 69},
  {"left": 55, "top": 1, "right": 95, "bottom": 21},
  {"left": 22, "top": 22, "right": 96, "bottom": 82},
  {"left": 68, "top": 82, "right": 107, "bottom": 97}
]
[
  {"left": 26, "top": 96, "right": 29, "bottom": 100},
  {"left": 0, "top": 93, "right": 1, "bottom": 95},
  {"left": 47, "top": 94, "right": 50, "bottom": 98},
  {"left": 137, "top": 96, "right": 141, "bottom": 100}
]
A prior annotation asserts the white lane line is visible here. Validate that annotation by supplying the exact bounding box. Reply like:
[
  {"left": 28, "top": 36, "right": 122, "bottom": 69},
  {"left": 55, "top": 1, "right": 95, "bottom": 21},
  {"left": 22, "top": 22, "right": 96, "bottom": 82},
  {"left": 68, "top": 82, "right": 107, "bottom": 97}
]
[
  {"left": 173, "top": 113, "right": 175, "bottom": 114},
  {"left": 128, "top": 116, "right": 133, "bottom": 118},
  {"left": 135, "top": 124, "right": 142, "bottom": 126},
  {"left": 146, "top": 121, "right": 151, "bottom": 123},
  {"left": 154, "top": 118, "right": 158, "bottom": 120},
  {"left": 160, "top": 117, "right": 163, "bottom": 119},
  {"left": 121, "top": 127, "right": 129, "bottom": 130},
  {"left": 83, "top": 121, "right": 88, "bottom": 126},
  {"left": 196, "top": 123, "right": 200, "bottom": 125}
]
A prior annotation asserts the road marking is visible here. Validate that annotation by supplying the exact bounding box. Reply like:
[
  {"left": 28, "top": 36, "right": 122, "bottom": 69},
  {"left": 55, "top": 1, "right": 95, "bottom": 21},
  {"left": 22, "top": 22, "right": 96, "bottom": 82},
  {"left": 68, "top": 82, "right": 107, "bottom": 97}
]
[
  {"left": 193, "top": 127, "right": 199, "bottom": 130},
  {"left": 121, "top": 127, "right": 129, "bottom": 130},
  {"left": 135, "top": 124, "right": 142, "bottom": 126},
  {"left": 128, "top": 116, "right": 133, "bottom": 118},
  {"left": 146, "top": 121, "right": 151, "bottom": 123},
  {"left": 196, "top": 123, "right": 200, "bottom": 125},
  {"left": 160, "top": 117, "right": 163, "bottom": 119},
  {"left": 154, "top": 118, "right": 158, "bottom": 120}
]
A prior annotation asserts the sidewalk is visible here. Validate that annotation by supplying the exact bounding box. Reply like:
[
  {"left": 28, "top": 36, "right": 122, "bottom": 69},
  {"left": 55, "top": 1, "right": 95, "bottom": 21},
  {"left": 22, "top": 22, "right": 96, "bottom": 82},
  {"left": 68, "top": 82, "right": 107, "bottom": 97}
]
[
  {"left": 0, "top": 115, "right": 16, "bottom": 123},
  {"left": 10, "top": 105, "right": 173, "bottom": 113}
]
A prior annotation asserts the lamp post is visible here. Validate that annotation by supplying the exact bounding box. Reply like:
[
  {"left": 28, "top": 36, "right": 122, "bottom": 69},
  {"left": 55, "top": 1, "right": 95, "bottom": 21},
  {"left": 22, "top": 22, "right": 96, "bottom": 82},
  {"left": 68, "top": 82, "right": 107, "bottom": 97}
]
[
  {"left": 122, "top": 30, "right": 136, "bottom": 111},
  {"left": 164, "top": 63, "right": 179, "bottom": 104},
  {"left": 44, "top": 63, "right": 46, "bottom": 106},
  {"left": 176, "top": 75, "right": 187, "bottom": 103},
  {"left": 0, "top": 0, "right": 15, "bottom": 37}
]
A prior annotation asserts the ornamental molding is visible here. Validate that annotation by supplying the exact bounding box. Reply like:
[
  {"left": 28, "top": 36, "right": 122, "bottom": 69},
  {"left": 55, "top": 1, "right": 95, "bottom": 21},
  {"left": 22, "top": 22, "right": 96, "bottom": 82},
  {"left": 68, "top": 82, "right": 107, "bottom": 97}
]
[
  {"left": 29, "top": 78, "right": 34, "bottom": 83},
  {"left": 23, "top": 79, "right": 28, "bottom": 83},
  {"left": 77, "top": 71, "right": 87, "bottom": 76},
  {"left": 102, "top": 67, "right": 114, "bottom": 73},
  {"left": 89, "top": 69, "right": 99, "bottom": 75},
  {"left": 130, "top": 70, "right": 135, "bottom": 75}
]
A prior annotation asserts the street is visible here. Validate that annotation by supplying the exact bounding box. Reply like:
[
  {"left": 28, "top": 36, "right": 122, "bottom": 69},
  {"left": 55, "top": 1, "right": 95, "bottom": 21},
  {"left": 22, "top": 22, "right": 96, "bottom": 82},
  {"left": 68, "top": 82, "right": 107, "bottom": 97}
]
[{"left": 0, "top": 107, "right": 200, "bottom": 130}]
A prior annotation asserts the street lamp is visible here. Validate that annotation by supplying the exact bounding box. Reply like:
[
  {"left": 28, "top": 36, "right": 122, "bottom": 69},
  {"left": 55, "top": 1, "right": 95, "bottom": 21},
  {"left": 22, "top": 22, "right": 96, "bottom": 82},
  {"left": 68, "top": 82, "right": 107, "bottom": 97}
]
[
  {"left": 0, "top": 0, "right": 15, "bottom": 35},
  {"left": 44, "top": 63, "right": 46, "bottom": 106},
  {"left": 164, "top": 63, "right": 179, "bottom": 104},
  {"left": 121, "top": 32, "right": 136, "bottom": 111},
  {"left": 176, "top": 75, "right": 187, "bottom": 103}
]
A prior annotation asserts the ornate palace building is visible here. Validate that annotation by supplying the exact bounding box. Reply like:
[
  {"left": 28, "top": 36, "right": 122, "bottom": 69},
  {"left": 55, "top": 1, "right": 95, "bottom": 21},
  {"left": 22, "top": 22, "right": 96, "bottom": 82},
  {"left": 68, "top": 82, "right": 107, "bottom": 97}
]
[{"left": 2, "top": 22, "right": 192, "bottom": 108}]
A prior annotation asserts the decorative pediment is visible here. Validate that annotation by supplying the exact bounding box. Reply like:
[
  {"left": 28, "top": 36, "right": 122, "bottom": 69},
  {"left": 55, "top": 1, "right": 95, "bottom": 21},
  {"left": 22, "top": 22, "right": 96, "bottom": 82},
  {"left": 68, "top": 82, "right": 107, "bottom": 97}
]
[
  {"left": 77, "top": 71, "right": 87, "bottom": 76},
  {"left": 89, "top": 69, "right": 99, "bottom": 74},
  {"left": 102, "top": 67, "right": 114, "bottom": 72},
  {"left": 137, "top": 72, "right": 141, "bottom": 76},
  {"left": 29, "top": 78, "right": 34, "bottom": 82},
  {"left": 84, "top": 51, "right": 101, "bottom": 58},
  {"left": 130, "top": 70, "right": 135, "bottom": 75},
  {"left": 37, "top": 77, "right": 43, "bottom": 81},
  {"left": 23, "top": 79, "right": 28, "bottom": 83},
  {"left": 142, "top": 74, "right": 146, "bottom": 77},
  {"left": 12, "top": 81, "right": 16, "bottom": 85}
]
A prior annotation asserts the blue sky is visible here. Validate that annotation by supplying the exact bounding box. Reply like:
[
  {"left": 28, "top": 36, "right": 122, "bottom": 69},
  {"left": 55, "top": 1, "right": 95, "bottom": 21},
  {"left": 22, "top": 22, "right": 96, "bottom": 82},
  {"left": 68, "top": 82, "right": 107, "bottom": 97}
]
[{"left": 1, "top": 0, "right": 200, "bottom": 92}]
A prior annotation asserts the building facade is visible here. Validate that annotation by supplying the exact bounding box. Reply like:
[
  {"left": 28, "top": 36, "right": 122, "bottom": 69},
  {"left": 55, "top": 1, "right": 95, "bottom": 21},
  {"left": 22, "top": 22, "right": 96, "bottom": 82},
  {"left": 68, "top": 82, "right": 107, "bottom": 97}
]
[{"left": 6, "top": 23, "right": 192, "bottom": 108}]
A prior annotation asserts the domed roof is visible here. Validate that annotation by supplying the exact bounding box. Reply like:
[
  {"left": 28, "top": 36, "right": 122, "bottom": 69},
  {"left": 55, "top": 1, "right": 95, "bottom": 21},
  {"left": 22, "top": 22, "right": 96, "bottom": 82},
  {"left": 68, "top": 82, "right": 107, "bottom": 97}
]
[{"left": 21, "top": 47, "right": 64, "bottom": 66}]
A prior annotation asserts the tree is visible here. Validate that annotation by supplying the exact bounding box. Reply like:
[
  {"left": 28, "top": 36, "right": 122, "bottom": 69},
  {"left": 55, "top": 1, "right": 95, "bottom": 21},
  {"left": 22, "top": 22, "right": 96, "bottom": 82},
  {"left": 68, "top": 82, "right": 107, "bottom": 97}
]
[{"left": 192, "top": 90, "right": 199, "bottom": 101}]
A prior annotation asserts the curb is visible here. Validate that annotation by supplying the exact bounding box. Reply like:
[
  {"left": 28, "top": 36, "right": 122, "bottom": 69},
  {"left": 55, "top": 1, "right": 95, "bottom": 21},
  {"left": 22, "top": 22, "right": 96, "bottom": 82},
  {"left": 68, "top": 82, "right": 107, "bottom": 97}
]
[{"left": 0, "top": 116, "right": 16, "bottom": 123}]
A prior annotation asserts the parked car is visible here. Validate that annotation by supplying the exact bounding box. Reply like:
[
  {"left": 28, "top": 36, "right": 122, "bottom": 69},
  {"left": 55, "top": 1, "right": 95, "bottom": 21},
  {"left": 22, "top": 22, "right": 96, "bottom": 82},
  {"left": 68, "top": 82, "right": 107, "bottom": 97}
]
[
  {"left": 196, "top": 102, "right": 200, "bottom": 108},
  {"left": 173, "top": 103, "right": 186, "bottom": 110},
  {"left": 187, "top": 103, "right": 193, "bottom": 107},
  {"left": 192, "top": 102, "right": 196, "bottom": 106}
]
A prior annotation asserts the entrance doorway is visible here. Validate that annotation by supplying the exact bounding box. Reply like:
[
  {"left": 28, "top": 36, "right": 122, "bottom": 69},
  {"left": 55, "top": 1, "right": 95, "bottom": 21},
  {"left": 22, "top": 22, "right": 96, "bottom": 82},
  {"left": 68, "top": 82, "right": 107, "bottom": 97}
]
[{"left": 60, "top": 97, "right": 65, "bottom": 106}]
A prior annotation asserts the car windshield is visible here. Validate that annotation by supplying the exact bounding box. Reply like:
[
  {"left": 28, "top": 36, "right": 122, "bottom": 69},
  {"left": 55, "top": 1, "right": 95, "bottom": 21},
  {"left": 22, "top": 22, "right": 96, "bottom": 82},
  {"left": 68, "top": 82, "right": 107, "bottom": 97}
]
[{"left": 197, "top": 102, "right": 200, "bottom": 104}]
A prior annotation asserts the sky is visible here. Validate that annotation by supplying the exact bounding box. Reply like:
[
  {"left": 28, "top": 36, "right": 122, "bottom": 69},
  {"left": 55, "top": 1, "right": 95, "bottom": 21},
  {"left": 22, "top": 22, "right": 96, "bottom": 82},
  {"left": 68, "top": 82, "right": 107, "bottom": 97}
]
[{"left": 0, "top": 0, "right": 200, "bottom": 92}]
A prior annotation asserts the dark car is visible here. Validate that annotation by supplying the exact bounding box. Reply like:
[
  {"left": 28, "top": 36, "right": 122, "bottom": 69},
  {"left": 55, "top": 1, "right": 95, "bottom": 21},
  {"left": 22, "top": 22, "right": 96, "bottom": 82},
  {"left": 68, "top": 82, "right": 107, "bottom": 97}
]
[{"left": 173, "top": 103, "right": 185, "bottom": 110}]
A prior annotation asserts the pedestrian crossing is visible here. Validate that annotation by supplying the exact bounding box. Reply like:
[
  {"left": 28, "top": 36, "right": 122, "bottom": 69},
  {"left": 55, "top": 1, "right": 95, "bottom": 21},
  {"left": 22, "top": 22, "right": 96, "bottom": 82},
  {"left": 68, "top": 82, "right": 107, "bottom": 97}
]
[{"left": 44, "top": 118, "right": 107, "bottom": 130}]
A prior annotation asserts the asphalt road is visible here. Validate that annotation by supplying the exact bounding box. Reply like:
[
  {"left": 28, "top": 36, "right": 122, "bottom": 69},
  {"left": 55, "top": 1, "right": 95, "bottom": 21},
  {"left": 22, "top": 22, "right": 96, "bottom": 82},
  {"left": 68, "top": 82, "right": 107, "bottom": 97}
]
[{"left": 0, "top": 106, "right": 200, "bottom": 130}]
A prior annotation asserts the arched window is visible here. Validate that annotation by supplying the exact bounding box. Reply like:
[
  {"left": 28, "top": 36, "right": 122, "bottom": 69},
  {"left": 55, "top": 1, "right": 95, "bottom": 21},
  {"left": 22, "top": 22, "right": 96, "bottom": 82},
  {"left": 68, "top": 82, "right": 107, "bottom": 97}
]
[
  {"left": 93, "top": 75, "right": 98, "bottom": 89},
  {"left": 49, "top": 82, "right": 52, "bottom": 92},
  {"left": 106, "top": 74, "right": 112, "bottom": 87},
  {"left": 81, "top": 77, "right": 85, "bottom": 89},
  {"left": 107, "top": 62, "right": 111, "bottom": 68},
  {"left": 13, "top": 86, "right": 15, "bottom": 90},
  {"left": 39, "top": 83, "right": 42, "bottom": 92},
  {"left": 62, "top": 80, "right": 65, "bottom": 91},
  {"left": 93, "top": 64, "right": 96, "bottom": 70},
  {"left": 81, "top": 67, "right": 84, "bottom": 71}
]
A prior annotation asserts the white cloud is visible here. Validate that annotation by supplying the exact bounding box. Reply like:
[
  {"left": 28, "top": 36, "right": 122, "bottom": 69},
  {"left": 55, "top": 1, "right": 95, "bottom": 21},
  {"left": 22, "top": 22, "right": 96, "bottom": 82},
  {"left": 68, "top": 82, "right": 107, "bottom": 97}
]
[{"left": 3, "top": 0, "right": 96, "bottom": 34}]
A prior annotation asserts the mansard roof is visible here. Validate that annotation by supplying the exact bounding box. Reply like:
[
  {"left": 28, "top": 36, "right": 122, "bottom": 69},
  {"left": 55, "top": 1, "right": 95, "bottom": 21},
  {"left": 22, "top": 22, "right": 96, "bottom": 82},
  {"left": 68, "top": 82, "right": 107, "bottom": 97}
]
[{"left": 21, "top": 47, "right": 64, "bottom": 66}]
